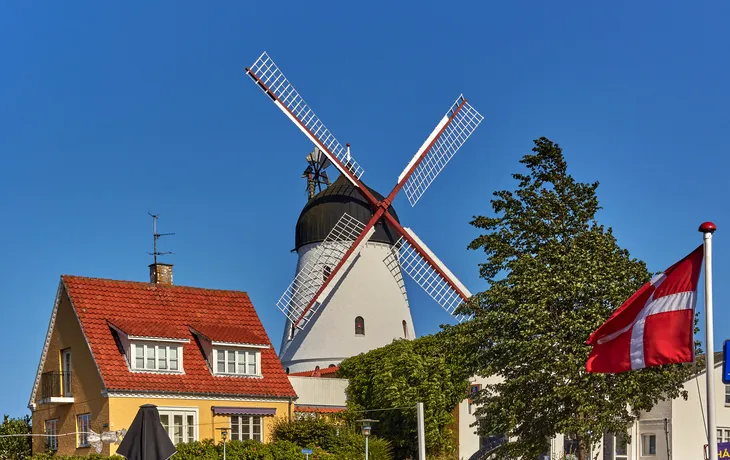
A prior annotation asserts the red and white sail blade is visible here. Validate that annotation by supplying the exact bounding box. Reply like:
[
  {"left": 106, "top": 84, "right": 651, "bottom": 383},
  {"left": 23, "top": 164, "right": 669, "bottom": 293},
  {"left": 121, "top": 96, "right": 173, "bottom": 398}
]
[
  {"left": 276, "top": 213, "right": 374, "bottom": 328},
  {"left": 398, "top": 95, "right": 484, "bottom": 207},
  {"left": 384, "top": 227, "right": 472, "bottom": 322},
  {"left": 246, "top": 52, "right": 364, "bottom": 184}
]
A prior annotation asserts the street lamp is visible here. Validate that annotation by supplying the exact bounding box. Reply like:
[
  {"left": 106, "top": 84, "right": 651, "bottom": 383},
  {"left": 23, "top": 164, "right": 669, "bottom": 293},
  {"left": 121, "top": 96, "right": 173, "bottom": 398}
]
[
  {"left": 216, "top": 427, "right": 229, "bottom": 460},
  {"left": 356, "top": 419, "right": 379, "bottom": 460}
]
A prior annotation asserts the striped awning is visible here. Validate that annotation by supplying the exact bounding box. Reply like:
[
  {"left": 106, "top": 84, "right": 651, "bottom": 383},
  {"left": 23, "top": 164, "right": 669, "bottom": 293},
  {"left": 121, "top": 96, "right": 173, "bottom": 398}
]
[{"left": 212, "top": 406, "right": 276, "bottom": 416}]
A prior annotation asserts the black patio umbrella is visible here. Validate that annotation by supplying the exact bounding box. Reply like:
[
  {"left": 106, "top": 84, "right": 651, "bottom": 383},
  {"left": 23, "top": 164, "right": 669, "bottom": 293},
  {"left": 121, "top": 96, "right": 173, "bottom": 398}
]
[{"left": 116, "top": 404, "right": 177, "bottom": 460}]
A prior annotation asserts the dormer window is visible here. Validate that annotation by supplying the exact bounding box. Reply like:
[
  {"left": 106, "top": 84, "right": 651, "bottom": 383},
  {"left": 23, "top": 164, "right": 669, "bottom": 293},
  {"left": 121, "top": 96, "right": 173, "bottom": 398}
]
[
  {"left": 130, "top": 341, "right": 183, "bottom": 372},
  {"left": 214, "top": 348, "right": 260, "bottom": 376},
  {"left": 188, "top": 324, "right": 269, "bottom": 378},
  {"left": 107, "top": 320, "right": 188, "bottom": 374}
]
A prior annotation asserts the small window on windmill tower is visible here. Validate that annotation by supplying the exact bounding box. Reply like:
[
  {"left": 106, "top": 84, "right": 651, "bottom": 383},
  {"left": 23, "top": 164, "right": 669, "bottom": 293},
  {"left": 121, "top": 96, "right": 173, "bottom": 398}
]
[
  {"left": 355, "top": 316, "right": 365, "bottom": 335},
  {"left": 323, "top": 266, "right": 331, "bottom": 283},
  {"left": 402, "top": 320, "right": 408, "bottom": 339}
]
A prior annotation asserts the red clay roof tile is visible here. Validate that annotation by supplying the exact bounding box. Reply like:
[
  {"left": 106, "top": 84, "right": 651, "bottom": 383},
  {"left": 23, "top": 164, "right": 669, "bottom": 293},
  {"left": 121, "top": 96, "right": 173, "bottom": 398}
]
[
  {"left": 294, "top": 405, "right": 346, "bottom": 413},
  {"left": 62, "top": 275, "right": 296, "bottom": 399},
  {"left": 189, "top": 323, "right": 267, "bottom": 346},
  {"left": 108, "top": 318, "right": 189, "bottom": 340},
  {"left": 288, "top": 365, "right": 340, "bottom": 377}
]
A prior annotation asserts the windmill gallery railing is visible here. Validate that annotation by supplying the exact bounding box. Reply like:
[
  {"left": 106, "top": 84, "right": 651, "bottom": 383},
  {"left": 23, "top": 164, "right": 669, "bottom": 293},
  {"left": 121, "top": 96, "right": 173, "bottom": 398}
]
[{"left": 41, "top": 371, "right": 72, "bottom": 399}]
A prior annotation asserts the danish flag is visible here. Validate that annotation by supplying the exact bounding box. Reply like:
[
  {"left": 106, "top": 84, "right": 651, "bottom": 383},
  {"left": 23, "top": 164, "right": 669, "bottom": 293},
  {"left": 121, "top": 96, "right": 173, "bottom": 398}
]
[{"left": 586, "top": 245, "right": 704, "bottom": 373}]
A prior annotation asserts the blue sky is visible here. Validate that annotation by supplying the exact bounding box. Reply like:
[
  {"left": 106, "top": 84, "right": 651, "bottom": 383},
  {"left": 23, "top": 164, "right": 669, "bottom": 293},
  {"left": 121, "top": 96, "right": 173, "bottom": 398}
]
[{"left": 1, "top": 1, "right": 729, "bottom": 418}]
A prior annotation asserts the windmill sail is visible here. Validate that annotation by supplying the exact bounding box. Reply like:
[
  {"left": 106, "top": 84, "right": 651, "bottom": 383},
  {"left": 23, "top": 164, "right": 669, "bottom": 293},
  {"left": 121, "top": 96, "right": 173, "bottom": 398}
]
[
  {"left": 384, "top": 227, "right": 472, "bottom": 322},
  {"left": 397, "top": 95, "right": 484, "bottom": 207},
  {"left": 276, "top": 213, "right": 374, "bottom": 328},
  {"left": 246, "top": 52, "right": 365, "bottom": 184}
]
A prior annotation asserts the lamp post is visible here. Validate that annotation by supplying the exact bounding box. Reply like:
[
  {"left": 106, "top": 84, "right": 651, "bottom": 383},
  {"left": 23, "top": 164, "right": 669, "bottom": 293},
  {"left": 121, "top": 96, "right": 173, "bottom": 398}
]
[
  {"left": 216, "top": 427, "right": 229, "bottom": 460},
  {"left": 356, "top": 419, "right": 379, "bottom": 460}
]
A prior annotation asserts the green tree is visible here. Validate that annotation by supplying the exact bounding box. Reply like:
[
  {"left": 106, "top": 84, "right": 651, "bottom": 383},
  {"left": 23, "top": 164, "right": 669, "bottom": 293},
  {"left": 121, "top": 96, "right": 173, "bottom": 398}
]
[
  {"left": 457, "top": 137, "right": 696, "bottom": 459},
  {"left": 0, "top": 414, "right": 31, "bottom": 459},
  {"left": 337, "top": 332, "right": 470, "bottom": 459}
]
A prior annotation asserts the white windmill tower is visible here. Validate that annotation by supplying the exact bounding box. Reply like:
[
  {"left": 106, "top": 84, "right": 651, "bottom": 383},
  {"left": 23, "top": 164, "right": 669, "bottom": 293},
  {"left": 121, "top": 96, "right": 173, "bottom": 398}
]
[{"left": 245, "top": 52, "right": 484, "bottom": 373}]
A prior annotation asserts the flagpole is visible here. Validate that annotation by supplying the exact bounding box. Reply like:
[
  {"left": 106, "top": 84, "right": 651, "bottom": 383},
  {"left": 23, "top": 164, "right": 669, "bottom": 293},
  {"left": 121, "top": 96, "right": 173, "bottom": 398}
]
[{"left": 700, "top": 221, "right": 718, "bottom": 460}]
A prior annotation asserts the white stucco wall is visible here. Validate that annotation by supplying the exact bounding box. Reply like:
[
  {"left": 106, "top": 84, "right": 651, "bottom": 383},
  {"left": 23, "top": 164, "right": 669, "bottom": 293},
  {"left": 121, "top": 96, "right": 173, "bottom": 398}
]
[
  {"left": 458, "top": 375, "right": 503, "bottom": 459},
  {"left": 288, "top": 376, "right": 349, "bottom": 407},
  {"left": 671, "top": 361, "right": 730, "bottom": 460},
  {"left": 279, "top": 241, "right": 415, "bottom": 374}
]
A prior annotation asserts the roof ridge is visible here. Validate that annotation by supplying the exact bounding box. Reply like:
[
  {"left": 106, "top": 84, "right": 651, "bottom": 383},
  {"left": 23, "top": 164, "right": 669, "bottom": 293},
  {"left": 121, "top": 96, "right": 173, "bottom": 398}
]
[{"left": 61, "top": 274, "right": 250, "bottom": 295}]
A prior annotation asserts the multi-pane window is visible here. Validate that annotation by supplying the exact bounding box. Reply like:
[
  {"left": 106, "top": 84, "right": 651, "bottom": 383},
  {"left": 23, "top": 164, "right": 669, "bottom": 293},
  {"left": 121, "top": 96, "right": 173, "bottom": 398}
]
[
  {"left": 641, "top": 434, "right": 656, "bottom": 456},
  {"left": 230, "top": 415, "right": 262, "bottom": 442},
  {"left": 718, "top": 427, "right": 730, "bottom": 442},
  {"left": 45, "top": 419, "right": 58, "bottom": 451},
  {"left": 158, "top": 409, "right": 196, "bottom": 445},
  {"left": 131, "top": 342, "right": 181, "bottom": 372},
  {"left": 725, "top": 385, "right": 730, "bottom": 405},
  {"left": 77, "top": 413, "right": 91, "bottom": 447},
  {"left": 214, "top": 348, "right": 259, "bottom": 375},
  {"left": 614, "top": 433, "right": 628, "bottom": 460}
]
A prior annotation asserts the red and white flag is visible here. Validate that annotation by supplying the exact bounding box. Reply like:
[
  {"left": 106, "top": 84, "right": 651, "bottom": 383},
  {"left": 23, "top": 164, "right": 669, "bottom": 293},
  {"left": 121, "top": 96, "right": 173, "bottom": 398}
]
[{"left": 586, "top": 245, "right": 704, "bottom": 373}]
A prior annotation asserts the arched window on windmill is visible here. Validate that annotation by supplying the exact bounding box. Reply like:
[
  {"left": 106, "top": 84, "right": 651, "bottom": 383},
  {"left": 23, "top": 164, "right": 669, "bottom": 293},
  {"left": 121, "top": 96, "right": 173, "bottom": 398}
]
[
  {"left": 323, "top": 265, "right": 331, "bottom": 283},
  {"left": 355, "top": 316, "right": 365, "bottom": 335},
  {"left": 402, "top": 320, "right": 408, "bottom": 339}
]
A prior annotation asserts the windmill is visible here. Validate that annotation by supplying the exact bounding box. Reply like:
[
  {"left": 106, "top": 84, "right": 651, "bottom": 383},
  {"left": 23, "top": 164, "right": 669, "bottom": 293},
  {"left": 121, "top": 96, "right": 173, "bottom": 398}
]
[
  {"left": 245, "top": 51, "right": 484, "bottom": 345},
  {"left": 302, "top": 146, "right": 331, "bottom": 199}
]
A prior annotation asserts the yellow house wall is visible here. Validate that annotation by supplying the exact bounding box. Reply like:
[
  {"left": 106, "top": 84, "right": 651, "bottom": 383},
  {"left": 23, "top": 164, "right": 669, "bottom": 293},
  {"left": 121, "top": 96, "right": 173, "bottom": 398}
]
[
  {"left": 31, "top": 287, "right": 110, "bottom": 456},
  {"left": 108, "top": 396, "right": 292, "bottom": 455}
]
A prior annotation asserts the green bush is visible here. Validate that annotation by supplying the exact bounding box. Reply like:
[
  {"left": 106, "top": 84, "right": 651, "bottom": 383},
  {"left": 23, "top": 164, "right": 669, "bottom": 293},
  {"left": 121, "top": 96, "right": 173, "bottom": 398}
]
[
  {"left": 271, "top": 417, "right": 391, "bottom": 460},
  {"left": 270, "top": 417, "right": 339, "bottom": 451},
  {"left": 327, "top": 428, "right": 392, "bottom": 460},
  {"left": 1, "top": 414, "right": 32, "bottom": 459},
  {"left": 169, "top": 438, "right": 219, "bottom": 459},
  {"left": 31, "top": 455, "right": 123, "bottom": 460},
  {"left": 221, "top": 439, "right": 305, "bottom": 459},
  {"left": 26, "top": 433, "right": 378, "bottom": 459}
]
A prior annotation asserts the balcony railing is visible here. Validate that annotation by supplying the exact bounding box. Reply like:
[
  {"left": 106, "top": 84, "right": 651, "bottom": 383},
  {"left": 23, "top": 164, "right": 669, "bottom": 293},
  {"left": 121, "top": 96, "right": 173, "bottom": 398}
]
[{"left": 40, "top": 371, "right": 72, "bottom": 401}]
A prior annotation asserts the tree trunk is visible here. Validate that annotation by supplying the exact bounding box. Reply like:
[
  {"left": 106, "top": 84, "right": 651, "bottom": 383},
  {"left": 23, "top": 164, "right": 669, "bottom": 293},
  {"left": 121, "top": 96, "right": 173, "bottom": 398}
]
[{"left": 577, "top": 434, "right": 590, "bottom": 460}]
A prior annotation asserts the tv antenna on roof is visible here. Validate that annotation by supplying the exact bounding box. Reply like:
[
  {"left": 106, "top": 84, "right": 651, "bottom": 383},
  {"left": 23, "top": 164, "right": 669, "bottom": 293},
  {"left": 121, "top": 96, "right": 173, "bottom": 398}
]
[{"left": 148, "top": 211, "right": 175, "bottom": 264}]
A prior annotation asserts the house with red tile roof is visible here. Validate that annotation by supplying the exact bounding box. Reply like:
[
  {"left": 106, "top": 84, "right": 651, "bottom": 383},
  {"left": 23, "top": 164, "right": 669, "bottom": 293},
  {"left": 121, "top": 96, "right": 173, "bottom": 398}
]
[{"left": 28, "top": 263, "right": 297, "bottom": 456}]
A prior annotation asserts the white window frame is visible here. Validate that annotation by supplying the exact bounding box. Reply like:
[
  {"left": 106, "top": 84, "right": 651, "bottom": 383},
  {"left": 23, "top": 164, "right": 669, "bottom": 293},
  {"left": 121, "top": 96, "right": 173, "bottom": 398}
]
[
  {"left": 229, "top": 415, "right": 263, "bottom": 442},
  {"left": 725, "top": 385, "right": 730, "bottom": 405},
  {"left": 641, "top": 433, "right": 656, "bottom": 456},
  {"left": 45, "top": 419, "right": 58, "bottom": 451},
  {"left": 77, "top": 413, "right": 91, "bottom": 447},
  {"left": 717, "top": 427, "right": 730, "bottom": 442},
  {"left": 213, "top": 348, "right": 261, "bottom": 376},
  {"left": 62, "top": 349, "right": 72, "bottom": 397},
  {"left": 156, "top": 407, "right": 198, "bottom": 445},
  {"left": 614, "top": 433, "right": 629, "bottom": 460},
  {"left": 130, "top": 341, "right": 183, "bottom": 373}
]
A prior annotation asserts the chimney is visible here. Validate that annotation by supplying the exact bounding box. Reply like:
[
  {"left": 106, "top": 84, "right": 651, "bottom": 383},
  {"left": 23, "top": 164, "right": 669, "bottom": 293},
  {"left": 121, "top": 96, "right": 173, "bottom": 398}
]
[{"left": 149, "top": 263, "right": 173, "bottom": 285}]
